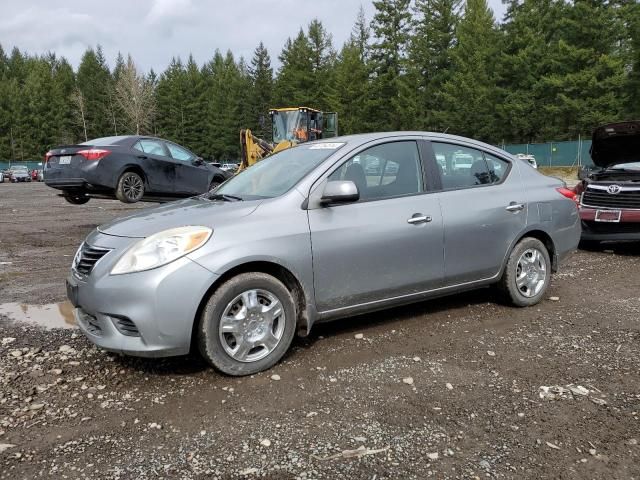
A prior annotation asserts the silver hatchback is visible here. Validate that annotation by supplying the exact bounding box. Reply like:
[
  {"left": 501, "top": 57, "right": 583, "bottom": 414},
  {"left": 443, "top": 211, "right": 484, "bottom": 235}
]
[{"left": 67, "top": 132, "right": 580, "bottom": 375}]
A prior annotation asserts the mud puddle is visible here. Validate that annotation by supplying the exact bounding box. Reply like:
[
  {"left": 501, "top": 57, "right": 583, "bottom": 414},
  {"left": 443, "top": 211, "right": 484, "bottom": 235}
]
[{"left": 0, "top": 301, "right": 76, "bottom": 329}]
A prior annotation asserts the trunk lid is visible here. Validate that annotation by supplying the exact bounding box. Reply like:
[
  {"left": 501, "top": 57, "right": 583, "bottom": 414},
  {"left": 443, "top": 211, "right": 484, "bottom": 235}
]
[
  {"left": 590, "top": 121, "right": 640, "bottom": 168},
  {"left": 46, "top": 144, "right": 112, "bottom": 168}
]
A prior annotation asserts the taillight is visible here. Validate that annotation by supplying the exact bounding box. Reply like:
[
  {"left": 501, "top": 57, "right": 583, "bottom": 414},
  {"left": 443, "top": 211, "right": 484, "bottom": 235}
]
[
  {"left": 556, "top": 186, "right": 579, "bottom": 204},
  {"left": 77, "top": 148, "right": 111, "bottom": 161},
  {"left": 44, "top": 151, "right": 53, "bottom": 163}
]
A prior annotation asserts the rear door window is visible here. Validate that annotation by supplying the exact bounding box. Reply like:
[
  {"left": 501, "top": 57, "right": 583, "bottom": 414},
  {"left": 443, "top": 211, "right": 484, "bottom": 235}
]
[
  {"left": 136, "top": 139, "right": 169, "bottom": 158},
  {"left": 483, "top": 153, "right": 510, "bottom": 183},
  {"left": 431, "top": 143, "right": 491, "bottom": 189}
]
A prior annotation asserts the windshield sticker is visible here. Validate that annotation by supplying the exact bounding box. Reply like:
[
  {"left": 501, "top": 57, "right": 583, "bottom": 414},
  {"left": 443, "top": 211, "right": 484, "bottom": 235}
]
[{"left": 309, "top": 143, "right": 345, "bottom": 150}]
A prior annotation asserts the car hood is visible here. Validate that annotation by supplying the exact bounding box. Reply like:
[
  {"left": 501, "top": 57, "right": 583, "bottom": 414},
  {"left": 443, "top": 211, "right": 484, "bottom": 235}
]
[
  {"left": 12, "top": 172, "right": 28, "bottom": 177},
  {"left": 98, "top": 197, "right": 261, "bottom": 238},
  {"left": 591, "top": 121, "right": 640, "bottom": 168}
]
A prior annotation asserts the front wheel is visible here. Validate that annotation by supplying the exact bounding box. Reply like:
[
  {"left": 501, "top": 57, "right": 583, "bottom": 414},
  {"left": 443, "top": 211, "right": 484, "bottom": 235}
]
[
  {"left": 198, "top": 272, "right": 297, "bottom": 376},
  {"left": 499, "top": 237, "right": 551, "bottom": 307},
  {"left": 115, "top": 171, "right": 145, "bottom": 203}
]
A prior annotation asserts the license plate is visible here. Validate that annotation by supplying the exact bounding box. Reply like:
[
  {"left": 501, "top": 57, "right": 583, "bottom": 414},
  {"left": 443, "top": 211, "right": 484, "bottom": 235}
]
[
  {"left": 66, "top": 279, "right": 79, "bottom": 307},
  {"left": 59, "top": 156, "right": 72, "bottom": 165},
  {"left": 595, "top": 209, "right": 621, "bottom": 223}
]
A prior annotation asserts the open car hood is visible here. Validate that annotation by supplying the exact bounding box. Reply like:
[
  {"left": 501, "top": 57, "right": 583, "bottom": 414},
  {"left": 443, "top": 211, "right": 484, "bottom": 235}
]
[{"left": 590, "top": 121, "right": 640, "bottom": 168}]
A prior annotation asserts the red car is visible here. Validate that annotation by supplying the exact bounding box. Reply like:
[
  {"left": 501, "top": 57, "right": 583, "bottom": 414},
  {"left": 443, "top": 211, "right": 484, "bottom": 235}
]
[{"left": 575, "top": 121, "right": 640, "bottom": 244}]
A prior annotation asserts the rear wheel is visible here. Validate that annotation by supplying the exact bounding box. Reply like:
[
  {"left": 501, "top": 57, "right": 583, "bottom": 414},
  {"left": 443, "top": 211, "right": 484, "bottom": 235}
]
[
  {"left": 63, "top": 192, "right": 90, "bottom": 205},
  {"left": 198, "top": 272, "right": 297, "bottom": 376},
  {"left": 499, "top": 237, "right": 551, "bottom": 307},
  {"left": 115, "top": 171, "right": 145, "bottom": 203}
]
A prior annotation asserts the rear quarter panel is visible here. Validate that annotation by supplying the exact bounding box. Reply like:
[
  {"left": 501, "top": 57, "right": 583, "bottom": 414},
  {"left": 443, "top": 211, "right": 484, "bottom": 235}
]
[{"left": 517, "top": 161, "right": 581, "bottom": 265}]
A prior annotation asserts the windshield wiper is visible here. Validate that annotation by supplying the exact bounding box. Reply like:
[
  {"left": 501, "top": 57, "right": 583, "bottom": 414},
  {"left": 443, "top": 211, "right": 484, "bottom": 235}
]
[{"left": 202, "top": 192, "right": 243, "bottom": 202}]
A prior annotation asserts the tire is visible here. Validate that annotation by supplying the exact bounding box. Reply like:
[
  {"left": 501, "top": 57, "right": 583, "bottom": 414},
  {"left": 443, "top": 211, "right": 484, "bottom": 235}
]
[
  {"left": 208, "top": 178, "right": 223, "bottom": 191},
  {"left": 198, "top": 272, "right": 297, "bottom": 376},
  {"left": 499, "top": 237, "right": 551, "bottom": 307},
  {"left": 115, "top": 171, "right": 145, "bottom": 203},
  {"left": 63, "top": 193, "right": 90, "bottom": 205}
]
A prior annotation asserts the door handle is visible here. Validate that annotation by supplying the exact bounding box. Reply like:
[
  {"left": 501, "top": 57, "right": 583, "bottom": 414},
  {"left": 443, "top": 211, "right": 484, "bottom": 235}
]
[
  {"left": 506, "top": 202, "right": 525, "bottom": 212},
  {"left": 137, "top": 155, "right": 148, "bottom": 160},
  {"left": 407, "top": 214, "right": 432, "bottom": 225}
]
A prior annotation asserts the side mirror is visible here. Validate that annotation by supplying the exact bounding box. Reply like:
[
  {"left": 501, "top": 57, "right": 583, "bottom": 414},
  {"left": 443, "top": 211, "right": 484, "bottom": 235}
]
[
  {"left": 193, "top": 157, "right": 204, "bottom": 166},
  {"left": 320, "top": 180, "right": 359, "bottom": 205}
]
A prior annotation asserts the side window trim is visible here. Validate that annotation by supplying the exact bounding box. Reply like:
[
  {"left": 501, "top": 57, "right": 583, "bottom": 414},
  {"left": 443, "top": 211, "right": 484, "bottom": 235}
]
[{"left": 428, "top": 140, "right": 513, "bottom": 192}]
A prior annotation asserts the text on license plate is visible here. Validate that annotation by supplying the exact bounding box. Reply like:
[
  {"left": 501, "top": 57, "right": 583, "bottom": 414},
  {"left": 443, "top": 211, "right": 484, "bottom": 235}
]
[
  {"left": 59, "top": 156, "right": 72, "bottom": 165},
  {"left": 595, "top": 209, "right": 621, "bottom": 223}
]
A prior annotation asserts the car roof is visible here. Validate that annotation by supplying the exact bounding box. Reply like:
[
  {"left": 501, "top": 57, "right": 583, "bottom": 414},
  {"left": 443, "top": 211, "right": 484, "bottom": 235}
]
[{"left": 311, "top": 131, "right": 513, "bottom": 158}]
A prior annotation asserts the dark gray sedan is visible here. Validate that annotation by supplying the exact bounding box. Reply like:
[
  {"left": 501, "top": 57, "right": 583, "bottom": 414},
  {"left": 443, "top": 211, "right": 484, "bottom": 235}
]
[{"left": 67, "top": 132, "right": 581, "bottom": 375}]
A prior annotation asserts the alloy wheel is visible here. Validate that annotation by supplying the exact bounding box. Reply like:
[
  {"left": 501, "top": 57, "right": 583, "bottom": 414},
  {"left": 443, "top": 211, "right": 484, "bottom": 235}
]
[
  {"left": 218, "top": 289, "right": 285, "bottom": 363},
  {"left": 515, "top": 247, "right": 547, "bottom": 298},
  {"left": 122, "top": 174, "right": 143, "bottom": 201}
]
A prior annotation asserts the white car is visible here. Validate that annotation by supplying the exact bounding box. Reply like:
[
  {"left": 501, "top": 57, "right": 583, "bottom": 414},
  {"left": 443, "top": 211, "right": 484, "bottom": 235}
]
[
  {"left": 0, "top": 171, "right": 3, "bottom": 183},
  {"left": 220, "top": 163, "right": 238, "bottom": 172},
  {"left": 516, "top": 153, "right": 538, "bottom": 169}
]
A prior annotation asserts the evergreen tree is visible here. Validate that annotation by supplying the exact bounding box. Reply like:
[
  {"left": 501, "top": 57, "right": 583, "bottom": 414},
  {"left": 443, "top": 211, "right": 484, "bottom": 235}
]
[
  {"left": 369, "top": 0, "right": 413, "bottom": 130},
  {"left": 307, "top": 19, "right": 336, "bottom": 110},
  {"left": 274, "top": 29, "right": 313, "bottom": 106},
  {"left": 329, "top": 10, "right": 371, "bottom": 134},
  {"left": 248, "top": 42, "right": 274, "bottom": 138},
  {"left": 439, "top": 0, "right": 500, "bottom": 141},
  {"left": 409, "top": 0, "right": 460, "bottom": 130},
  {"left": 76, "top": 46, "right": 113, "bottom": 138},
  {"left": 535, "top": 0, "right": 626, "bottom": 139}
]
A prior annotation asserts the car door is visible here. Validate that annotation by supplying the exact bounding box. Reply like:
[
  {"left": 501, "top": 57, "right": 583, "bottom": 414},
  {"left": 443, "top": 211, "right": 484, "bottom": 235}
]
[
  {"left": 427, "top": 141, "right": 527, "bottom": 285},
  {"left": 132, "top": 139, "right": 176, "bottom": 193},
  {"left": 165, "top": 141, "right": 210, "bottom": 195},
  {"left": 307, "top": 140, "right": 444, "bottom": 313}
]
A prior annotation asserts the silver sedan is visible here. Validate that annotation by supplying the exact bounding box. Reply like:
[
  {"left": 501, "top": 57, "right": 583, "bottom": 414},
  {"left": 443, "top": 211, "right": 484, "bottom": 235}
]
[{"left": 67, "top": 132, "right": 581, "bottom": 375}]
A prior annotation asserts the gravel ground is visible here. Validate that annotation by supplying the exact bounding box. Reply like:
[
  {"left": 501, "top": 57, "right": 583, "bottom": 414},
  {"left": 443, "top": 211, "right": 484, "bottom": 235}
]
[{"left": 1, "top": 182, "right": 640, "bottom": 479}]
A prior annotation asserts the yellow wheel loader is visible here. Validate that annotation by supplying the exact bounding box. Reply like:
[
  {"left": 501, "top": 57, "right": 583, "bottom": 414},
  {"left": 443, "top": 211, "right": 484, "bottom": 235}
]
[{"left": 238, "top": 107, "right": 338, "bottom": 172}]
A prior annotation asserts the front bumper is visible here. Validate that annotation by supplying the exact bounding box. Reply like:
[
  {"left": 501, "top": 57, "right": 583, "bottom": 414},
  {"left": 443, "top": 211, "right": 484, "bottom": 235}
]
[
  {"left": 68, "top": 230, "right": 218, "bottom": 357},
  {"left": 579, "top": 207, "right": 640, "bottom": 241}
]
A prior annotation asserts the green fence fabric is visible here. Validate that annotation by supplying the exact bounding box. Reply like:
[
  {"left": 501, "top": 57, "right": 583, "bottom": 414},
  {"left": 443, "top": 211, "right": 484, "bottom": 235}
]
[
  {"left": 0, "top": 161, "right": 44, "bottom": 171},
  {"left": 501, "top": 140, "right": 593, "bottom": 167}
]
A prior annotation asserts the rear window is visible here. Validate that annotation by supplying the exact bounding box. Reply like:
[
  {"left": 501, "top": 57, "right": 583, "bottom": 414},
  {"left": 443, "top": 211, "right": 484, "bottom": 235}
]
[{"left": 81, "top": 136, "right": 130, "bottom": 146}]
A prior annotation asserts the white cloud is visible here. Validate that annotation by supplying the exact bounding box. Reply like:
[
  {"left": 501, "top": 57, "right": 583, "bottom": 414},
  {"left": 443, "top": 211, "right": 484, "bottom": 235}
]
[
  {"left": 0, "top": 0, "right": 506, "bottom": 72},
  {"left": 145, "top": 0, "right": 195, "bottom": 27}
]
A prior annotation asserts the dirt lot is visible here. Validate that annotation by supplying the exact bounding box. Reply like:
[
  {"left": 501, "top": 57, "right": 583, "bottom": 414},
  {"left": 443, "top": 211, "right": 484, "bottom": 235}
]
[{"left": 1, "top": 182, "right": 639, "bottom": 479}]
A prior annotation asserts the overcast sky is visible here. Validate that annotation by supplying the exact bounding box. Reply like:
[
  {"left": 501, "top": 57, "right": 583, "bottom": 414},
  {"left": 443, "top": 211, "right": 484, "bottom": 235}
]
[{"left": 1, "top": 0, "right": 507, "bottom": 73}]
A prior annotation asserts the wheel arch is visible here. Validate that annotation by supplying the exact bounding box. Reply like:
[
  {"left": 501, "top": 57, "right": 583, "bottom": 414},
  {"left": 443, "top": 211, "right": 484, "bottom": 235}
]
[
  {"left": 190, "top": 260, "right": 313, "bottom": 354},
  {"left": 510, "top": 228, "right": 558, "bottom": 272},
  {"left": 116, "top": 164, "right": 148, "bottom": 187}
]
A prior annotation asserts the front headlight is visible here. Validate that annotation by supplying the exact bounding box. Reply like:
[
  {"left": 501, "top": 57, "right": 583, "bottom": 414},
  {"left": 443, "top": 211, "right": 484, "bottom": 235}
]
[{"left": 110, "top": 226, "right": 212, "bottom": 275}]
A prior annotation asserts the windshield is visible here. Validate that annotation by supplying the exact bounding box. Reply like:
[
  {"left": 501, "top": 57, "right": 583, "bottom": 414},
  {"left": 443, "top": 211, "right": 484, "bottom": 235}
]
[
  {"left": 216, "top": 143, "right": 344, "bottom": 199},
  {"left": 272, "top": 110, "right": 308, "bottom": 143},
  {"left": 12, "top": 166, "right": 28, "bottom": 172}
]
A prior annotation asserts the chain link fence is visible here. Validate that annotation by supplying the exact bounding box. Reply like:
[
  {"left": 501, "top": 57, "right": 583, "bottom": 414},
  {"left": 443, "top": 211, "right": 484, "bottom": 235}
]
[{"left": 499, "top": 139, "right": 593, "bottom": 167}]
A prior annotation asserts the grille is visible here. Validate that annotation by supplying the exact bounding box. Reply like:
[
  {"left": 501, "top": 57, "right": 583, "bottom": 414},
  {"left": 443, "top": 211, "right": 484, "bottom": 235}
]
[
  {"left": 112, "top": 317, "right": 140, "bottom": 337},
  {"left": 582, "top": 187, "right": 640, "bottom": 209},
  {"left": 74, "top": 243, "right": 111, "bottom": 276}
]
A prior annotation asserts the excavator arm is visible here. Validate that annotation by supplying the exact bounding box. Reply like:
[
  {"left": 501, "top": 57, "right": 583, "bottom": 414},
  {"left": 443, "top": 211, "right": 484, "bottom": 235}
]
[{"left": 238, "top": 129, "right": 273, "bottom": 172}]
